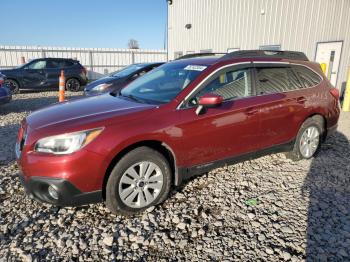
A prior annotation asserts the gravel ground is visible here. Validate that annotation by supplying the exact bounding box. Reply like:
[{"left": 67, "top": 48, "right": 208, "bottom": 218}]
[{"left": 0, "top": 92, "right": 349, "bottom": 261}]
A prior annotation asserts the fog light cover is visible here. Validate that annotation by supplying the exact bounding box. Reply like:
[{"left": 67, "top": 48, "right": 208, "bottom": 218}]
[{"left": 48, "top": 185, "right": 59, "bottom": 200}]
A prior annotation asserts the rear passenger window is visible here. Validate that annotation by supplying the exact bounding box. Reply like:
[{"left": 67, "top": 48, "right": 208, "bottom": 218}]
[
  {"left": 46, "top": 60, "right": 60, "bottom": 68},
  {"left": 256, "top": 67, "right": 302, "bottom": 94},
  {"left": 59, "top": 60, "right": 74, "bottom": 68},
  {"left": 193, "top": 68, "right": 252, "bottom": 103},
  {"left": 293, "top": 65, "right": 322, "bottom": 88}
]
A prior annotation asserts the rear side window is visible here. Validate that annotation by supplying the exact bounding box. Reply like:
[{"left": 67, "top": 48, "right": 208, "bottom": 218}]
[
  {"left": 256, "top": 67, "right": 302, "bottom": 95},
  {"left": 46, "top": 60, "right": 60, "bottom": 68},
  {"left": 293, "top": 65, "right": 322, "bottom": 88},
  {"left": 59, "top": 60, "right": 74, "bottom": 68}
]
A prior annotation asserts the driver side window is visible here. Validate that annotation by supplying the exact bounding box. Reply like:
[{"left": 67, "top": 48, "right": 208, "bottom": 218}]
[
  {"left": 189, "top": 67, "right": 253, "bottom": 106},
  {"left": 27, "top": 60, "right": 46, "bottom": 70}
]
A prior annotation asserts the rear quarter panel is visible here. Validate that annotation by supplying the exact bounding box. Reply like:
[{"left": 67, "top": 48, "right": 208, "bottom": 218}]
[{"left": 296, "top": 61, "right": 340, "bottom": 129}]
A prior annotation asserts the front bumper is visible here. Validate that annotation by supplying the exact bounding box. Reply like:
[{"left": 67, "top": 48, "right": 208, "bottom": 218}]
[{"left": 19, "top": 173, "right": 102, "bottom": 206}]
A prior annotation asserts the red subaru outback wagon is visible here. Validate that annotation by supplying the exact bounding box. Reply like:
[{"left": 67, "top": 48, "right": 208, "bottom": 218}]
[{"left": 16, "top": 50, "right": 340, "bottom": 215}]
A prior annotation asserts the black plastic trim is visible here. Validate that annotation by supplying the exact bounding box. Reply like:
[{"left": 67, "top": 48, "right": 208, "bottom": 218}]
[
  {"left": 175, "top": 139, "right": 295, "bottom": 185},
  {"left": 326, "top": 123, "right": 338, "bottom": 138},
  {"left": 18, "top": 175, "right": 103, "bottom": 207},
  {"left": 220, "top": 50, "right": 309, "bottom": 62}
]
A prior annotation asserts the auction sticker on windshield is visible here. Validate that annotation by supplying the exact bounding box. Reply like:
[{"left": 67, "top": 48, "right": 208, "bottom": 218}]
[{"left": 184, "top": 65, "right": 207, "bottom": 71}]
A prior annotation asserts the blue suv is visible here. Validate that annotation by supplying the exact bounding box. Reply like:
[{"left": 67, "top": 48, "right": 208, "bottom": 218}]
[{"left": 0, "top": 58, "right": 88, "bottom": 93}]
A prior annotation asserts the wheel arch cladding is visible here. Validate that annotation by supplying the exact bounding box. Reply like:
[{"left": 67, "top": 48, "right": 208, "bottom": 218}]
[
  {"left": 305, "top": 114, "right": 327, "bottom": 140},
  {"left": 102, "top": 140, "right": 176, "bottom": 200}
]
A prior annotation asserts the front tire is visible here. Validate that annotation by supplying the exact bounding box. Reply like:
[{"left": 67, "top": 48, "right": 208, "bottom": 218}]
[
  {"left": 106, "top": 147, "right": 172, "bottom": 215},
  {"left": 286, "top": 116, "right": 324, "bottom": 161},
  {"left": 4, "top": 79, "right": 20, "bottom": 94}
]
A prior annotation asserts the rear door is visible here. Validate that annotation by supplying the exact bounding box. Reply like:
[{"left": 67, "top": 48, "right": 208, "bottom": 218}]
[
  {"left": 178, "top": 64, "right": 262, "bottom": 167},
  {"left": 252, "top": 64, "right": 306, "bottom": 149},
  {"left": 45, "top": 60, "right": 61, "bottom": 88}
]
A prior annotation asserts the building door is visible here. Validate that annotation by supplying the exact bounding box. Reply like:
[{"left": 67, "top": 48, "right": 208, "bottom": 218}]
[{"left": 315, "top": 41, "right": 343, "bottom": 88}]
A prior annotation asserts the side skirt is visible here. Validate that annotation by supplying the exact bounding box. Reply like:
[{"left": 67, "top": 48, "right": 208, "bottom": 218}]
[{"left": 176, "top": 139, "right": 295, "bottom": 186}]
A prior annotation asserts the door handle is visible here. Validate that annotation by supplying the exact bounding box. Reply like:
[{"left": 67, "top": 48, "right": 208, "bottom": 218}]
[
  {"left": 246, "top": 108, "right": 259, "bottom": 115},
  {"left": 296, "top": 97, "right": 306, "bottom": 104}
]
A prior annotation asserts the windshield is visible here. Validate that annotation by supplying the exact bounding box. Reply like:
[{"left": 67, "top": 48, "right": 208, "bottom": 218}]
[
  {"left": 120, "top": 62, "right": 206, "bottom": 104},
  {"left": 111, "top": 64, "right": 145, "bottom": 77}
]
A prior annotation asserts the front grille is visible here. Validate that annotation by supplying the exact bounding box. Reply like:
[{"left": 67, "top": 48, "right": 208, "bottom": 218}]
[
  {"left": 20, "top": 136, "right": 25, "bottom": 151},
  {"left": 15, "top": 125, "right": 27, "bottom": 159}
]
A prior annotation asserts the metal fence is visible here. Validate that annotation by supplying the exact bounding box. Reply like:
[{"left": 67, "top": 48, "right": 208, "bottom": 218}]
[{"left": 0, "top": 45, "right": 167, "bottom": 79}]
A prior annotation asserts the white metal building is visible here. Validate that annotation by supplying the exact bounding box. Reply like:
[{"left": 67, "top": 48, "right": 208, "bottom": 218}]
[{"left": 167, "top": 0, "right": 350, "bottom": 92}]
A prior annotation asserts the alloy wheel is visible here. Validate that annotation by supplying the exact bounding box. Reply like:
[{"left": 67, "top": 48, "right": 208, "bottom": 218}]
[
  {"left": 4, "top": 79, "right": 19, "bottom": 93},
  {"left": 66, "top": 78, "right": 80, "bottom": 92},
  {"left": 118, "top": 161, "right": 164, "bottom": 208},
  {"left": 299, "top": 126, "right": 320, "bottom": 158}
]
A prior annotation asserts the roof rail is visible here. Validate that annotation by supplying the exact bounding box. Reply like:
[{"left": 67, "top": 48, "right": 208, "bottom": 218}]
[
  {"left": 175, "top": 52, "right": 226, "bottom": 60},
  {"left": 219, "top": 50, "right": 309, "bottom": 61}
]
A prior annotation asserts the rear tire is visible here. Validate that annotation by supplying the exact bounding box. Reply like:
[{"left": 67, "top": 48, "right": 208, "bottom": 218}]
[
  {"left": 286, "top": 116, "right": 324, "bottom": 161},
  {"left": 65, "top": 78, "right": 81, "bottom": 92},
  {"left": 106, "top": 147, "right": 172, "bottom": 215},
  {"left": 4, "top": 79, "right": 20, "bottom": 94}
]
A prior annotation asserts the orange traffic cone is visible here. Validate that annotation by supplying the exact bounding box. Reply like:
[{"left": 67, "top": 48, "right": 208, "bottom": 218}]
[{"left": 59, "top": 70, "right": 65, "bottom": 102}]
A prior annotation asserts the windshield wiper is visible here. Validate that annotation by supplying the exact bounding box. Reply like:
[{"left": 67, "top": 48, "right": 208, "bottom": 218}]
[
  {"left": 112, "top": 90, "right": 144, "bottom": 103},
  {"left": 123, "top": 94, "right": 144, "bottom": 103}
]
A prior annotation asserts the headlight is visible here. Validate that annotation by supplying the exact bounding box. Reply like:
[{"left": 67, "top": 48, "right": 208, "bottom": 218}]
[
  {"left": 34, "top": 128, "right": 103, "bottom": 154},
  {"left": 92, "top": 83, "right": 113, "bottom": 91}
]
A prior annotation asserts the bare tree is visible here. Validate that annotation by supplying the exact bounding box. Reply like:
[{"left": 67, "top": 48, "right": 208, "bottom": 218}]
[{"left": 128, "top": 39, "right": 139, "bottom": 49}]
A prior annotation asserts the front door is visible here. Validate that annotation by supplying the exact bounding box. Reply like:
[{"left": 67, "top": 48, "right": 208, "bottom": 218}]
[
  {"left": 45, "top": 60, "right": 61, "bottom": 88},
  {"left": 315, "top": 41, "right": 343, "bottom": 88},
  {"left": 22, "top": 60, "right": 47, "bottom": 89},
  {"left": 177, "top": 65, "right": 261, "bottom": 167}
]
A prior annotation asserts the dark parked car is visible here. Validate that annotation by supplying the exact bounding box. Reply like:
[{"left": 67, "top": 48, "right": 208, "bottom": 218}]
[
  {"left": 0, "top": 73, "right": 12, "bottom": 105},
  {"left": 16, "top": 50, "right": 340, "bottom": 215},
  {"left": 0, "top": 58, "right": 88, "bottom": 93},
  {"left": 84, "top": 62, "right": 163, "bottom": 96}
]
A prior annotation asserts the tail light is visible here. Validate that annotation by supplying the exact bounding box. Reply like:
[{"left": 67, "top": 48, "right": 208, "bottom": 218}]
[
  {"left": 329, "top": 87, "right": 340, "bottom": 100},
  {"left": 0, "top": 78, "right": 4, "bottom": 86},
  {"left": 81, "top": 67, "right": 87, "bottom": 75}
]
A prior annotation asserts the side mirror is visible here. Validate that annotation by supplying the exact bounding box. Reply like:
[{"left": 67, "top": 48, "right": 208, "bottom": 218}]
[
  {"left": 199, "top": 93, "right": 223, "bottom": 107},
  {"left": 196, "top": 93, "right": 223, "bottom": 115}
]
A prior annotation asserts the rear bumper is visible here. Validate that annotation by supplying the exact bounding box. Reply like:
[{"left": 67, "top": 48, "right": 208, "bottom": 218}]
[
  {"left": 79, "top": 74, "right": 89, "bottom": 86},
  {"left": 80, "top": 78, "right": 89, "bottom": 86},
  {"left": 19, "top": 173, "right": 102, "bottom": 206}
]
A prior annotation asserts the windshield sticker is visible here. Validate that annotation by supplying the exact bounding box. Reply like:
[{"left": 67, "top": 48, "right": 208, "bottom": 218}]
[{"left": 184, "top": 65, "right": 207, "bottom": 71}]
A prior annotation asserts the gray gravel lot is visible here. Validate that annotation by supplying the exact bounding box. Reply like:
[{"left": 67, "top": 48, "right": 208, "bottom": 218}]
[{"left": 0, "top": 92, "right": 349, "bottom": 261}]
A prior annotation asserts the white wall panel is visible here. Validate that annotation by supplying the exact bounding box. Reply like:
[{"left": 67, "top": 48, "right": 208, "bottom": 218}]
[{"left": 168, "top": 0, "right": 350, "bottom": 89}]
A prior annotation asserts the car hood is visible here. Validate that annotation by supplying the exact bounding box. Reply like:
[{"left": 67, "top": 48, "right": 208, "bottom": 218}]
[
  {"left": 0, "top": 68, "right": 18, "bottom": 76},
  {"left": 85, "top": 76, "right": 122, "bottom": 90},
  {"left": 26, "top": 94, "right": 156, "bottom": 131}
]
